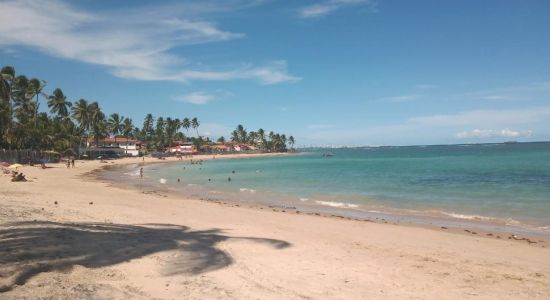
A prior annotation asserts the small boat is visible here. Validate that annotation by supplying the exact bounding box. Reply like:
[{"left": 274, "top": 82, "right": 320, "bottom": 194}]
[{"left": 322, "top": 152, "right": 334, "bottom": 157}]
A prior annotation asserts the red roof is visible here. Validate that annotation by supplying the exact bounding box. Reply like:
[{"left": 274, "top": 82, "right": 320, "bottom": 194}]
[{"left": 98, "top": 137, "right": 139, "bottom": 143}]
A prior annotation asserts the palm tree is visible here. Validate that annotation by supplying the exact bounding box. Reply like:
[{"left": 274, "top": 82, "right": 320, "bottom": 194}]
[
  {"left": 0, "top": 66, "right": 15, "bottom": 149},
  {"left": 0, "top": 66, "right": 15, "bottom": 104},
  {"left": 288, "top": 136, "right": 295, "bottom": 148},
  {"left": 165, "top": 117, "right": 180, "bottom": 147},
  {"left": 108, "top": 113, "right": 124, "bottom": 144},
  {"left": 236, "top": 124, "right": 247, "bottom": 143},
  {"left": 143, "top": 113, "right": 154, "bottom": 134},
  {"left": 123, "top": 118, "right": 134, "bottom": 138},
  {"left": 182, "top": 117, "right": 191, "bottom": 136},
  {"left": 122, "top": 118, "right": 134, "bottom": 155},
  {"left": 27, "top": 78, "right": 47, "bottom": 108},
  {"left": 47, "top": 88, "right": 72, "bottom": 118},
  {"left": 26, "top": 78, "right": 47, "bottom": 137},
  {"left": 155, "top": 117, "right": 165, "bottom": 149},
  {"left": 89, "top": 102, "right": 106, "bottom": 147},
  {"left": 72, "top": 99, "right": 90, "bottom": 131},
  {"left": 191, "top": 117, "right": 200, "bottom": 137},
  {"left": 71, "top": 99, "right": 91, "bottom": 150},
  {"left": 247, "top": 131, "right": 257, "bottom": 146},
  {"left": 257, "top": 128, "right": 266, "bottom": 149},
  {"left": 231, "top": 130, "right": 239, "bottom": 143}
]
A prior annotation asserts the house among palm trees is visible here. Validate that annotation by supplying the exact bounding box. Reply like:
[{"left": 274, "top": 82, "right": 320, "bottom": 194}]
[
  {"left": 165, "top": 141, "right": 196, "bottom": 154},
  {"left": 94, "top": 137, "right": 143, "bottom": 156}
]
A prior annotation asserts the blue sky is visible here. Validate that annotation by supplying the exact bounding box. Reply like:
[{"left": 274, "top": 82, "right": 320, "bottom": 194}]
[{"left": 1, "top": 0, "right": 550, "bottom": 146}]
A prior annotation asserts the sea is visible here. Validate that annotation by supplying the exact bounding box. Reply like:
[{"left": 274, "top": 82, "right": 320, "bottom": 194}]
[{"left": 103, "top": 142, "right": 550, "bottom": 236}]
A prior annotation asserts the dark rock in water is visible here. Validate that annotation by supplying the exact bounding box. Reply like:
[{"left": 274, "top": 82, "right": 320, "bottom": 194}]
[{"left": 441, "top": 226, "right": 448, "bottom": 229}]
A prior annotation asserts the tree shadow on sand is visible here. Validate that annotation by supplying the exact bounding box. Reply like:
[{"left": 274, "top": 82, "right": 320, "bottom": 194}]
[{"left": 0, "top": 221, "right": 291, "bottom": 292}]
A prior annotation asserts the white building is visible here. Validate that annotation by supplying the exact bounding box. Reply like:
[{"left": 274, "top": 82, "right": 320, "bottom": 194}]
[
  {"left": 165, "top": 142, "right": 196, "bottom": 154},
  {"left": 96, "top": 138, "right": 142, "bottom": 156}
]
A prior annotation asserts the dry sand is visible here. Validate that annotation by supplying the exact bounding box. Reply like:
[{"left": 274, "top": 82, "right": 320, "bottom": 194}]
[{"left": 1, "top": 154, "right": 549, "bottom": 299}]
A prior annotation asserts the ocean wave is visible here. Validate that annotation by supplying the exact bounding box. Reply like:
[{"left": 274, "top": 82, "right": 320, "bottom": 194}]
[
  {"left": 315, "top": 200, "right": 359, "bottom": 208},
  {"left": 239, "top": 188, "right": 256, "bottom": 193},
  {"left": 441, "top": 212, "right": 496, "bottom": 221},
  {"left": 441, "top": 212, "right": 523, "bottom": 226},
  {"left": 159, "top": 178, "right": 167, "bottom": 184},
  {"left": 124, "top": 171, "right": 140, "bottom": 176},
  {"left": 299, "top": 197, "right": 309, "bottom": 202}
]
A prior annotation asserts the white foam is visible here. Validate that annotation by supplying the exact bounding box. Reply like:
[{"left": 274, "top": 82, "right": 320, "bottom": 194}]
[
  {"left": 505, "top": 218, "right": 521, "bottom": 226},
  {"left": 159, "top": 178, "right": 167, "bottom": 184},
  {"left": 299, "top": 197, "right": 309, "bottom": 202},
  {"left": 239, "top": 188, "right": 256, "bottom": 193},
  {"left": 442, "top": 212, "right": 494, "bottom": 221},
  {"left": 315, "top": 200, "right": 359, "bottom": 209}
]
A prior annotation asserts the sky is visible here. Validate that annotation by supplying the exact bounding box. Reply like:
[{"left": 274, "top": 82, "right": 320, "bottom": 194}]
[{"left": 1, "top": 0, "right": 550, "bottom": 146}]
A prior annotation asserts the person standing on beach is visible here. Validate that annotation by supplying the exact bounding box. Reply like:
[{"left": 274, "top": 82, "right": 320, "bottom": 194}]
[
  {"left": 71, "top": 157, "right": 75, "bottom": 168},
  {"left": 140, "top": 167, "right": 144, "bottom": 179}
]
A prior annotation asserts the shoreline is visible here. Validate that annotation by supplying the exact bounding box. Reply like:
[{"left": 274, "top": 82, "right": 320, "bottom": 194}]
[
  {"left": 1, "top": 155, "right": 550, "bottom": 299},
  {"left": 96, "top": 156, "right": 550, "bottom": 243}
]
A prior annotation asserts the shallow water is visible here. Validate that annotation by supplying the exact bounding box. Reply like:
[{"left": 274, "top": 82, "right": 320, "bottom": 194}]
[{"left": 107, "top": 142, "right": 550, "bottom": 235}]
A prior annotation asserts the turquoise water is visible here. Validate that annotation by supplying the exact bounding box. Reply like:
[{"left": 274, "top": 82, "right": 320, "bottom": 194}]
[{"left": 135, "top": 142, "right": 550, "bottom": 232}]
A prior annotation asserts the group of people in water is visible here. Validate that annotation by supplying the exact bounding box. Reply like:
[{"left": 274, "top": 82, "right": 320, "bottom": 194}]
[{"left": 137, "top": 159, "right": 235, "bottom": 183}]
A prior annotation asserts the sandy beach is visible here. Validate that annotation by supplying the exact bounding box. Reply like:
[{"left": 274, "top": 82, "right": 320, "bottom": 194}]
[{"left": 1, "top": 155, "right": 549, "bottom": 299}]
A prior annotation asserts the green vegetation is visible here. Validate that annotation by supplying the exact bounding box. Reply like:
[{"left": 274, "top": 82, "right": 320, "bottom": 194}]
[
  {"left": 225, "top": 124, "right": 295, "bottom": 152},
  {"left": 1, "top": 65, "right": 295, "bottom": 153}
]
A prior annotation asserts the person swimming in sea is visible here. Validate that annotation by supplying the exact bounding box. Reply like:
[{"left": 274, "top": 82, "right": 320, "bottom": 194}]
[{"left": 140, "top": 167, "right": 144, "bottom": 179}]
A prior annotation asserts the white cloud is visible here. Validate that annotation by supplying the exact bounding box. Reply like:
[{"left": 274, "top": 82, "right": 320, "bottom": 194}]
[
  {"left": 415, "top": 84, "right": 437, "bottom": 90},
  {"left": 299, "top": 0, "right": 371, "bottom": 18},
  {"left": 198, "top": 122, "right": 234, "bottom": 138},
  {"left": 478, "top": 95, "right": 512, "bottom": 100},
  {"left": 307, "top": 124, "right": 334, "bottom": 129},
  {"left": 173, "top": 90, "right": 234, "bottom": 105},
  {"left": 409, "top": 106, "right": 550, "bottom": 127},
  {"left": 300, "top": 106, "right": 550, "bottom": 145},
  {"left": 465, "top": 82, "right": 550, "bottom": 101},
  {"left": 373, "top": 94, "right": 421, "bottom": 103},
  {"left": 0, "top": 0, "right": 299, "bottom": 85},
  {"left": 455, "top": 129, "right": 532, "bottom": 139},
  {"left": 174, "top": 91, "right": 216, "bottom": 105}
]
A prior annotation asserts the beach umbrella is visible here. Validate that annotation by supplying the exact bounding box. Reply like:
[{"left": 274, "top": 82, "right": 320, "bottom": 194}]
[{"left": 8, "top": 163, "right": 23, "bottom": 170}]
